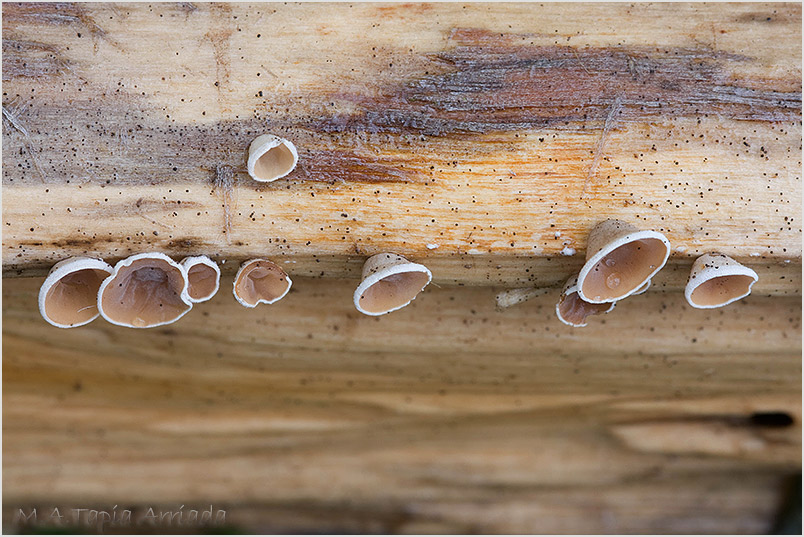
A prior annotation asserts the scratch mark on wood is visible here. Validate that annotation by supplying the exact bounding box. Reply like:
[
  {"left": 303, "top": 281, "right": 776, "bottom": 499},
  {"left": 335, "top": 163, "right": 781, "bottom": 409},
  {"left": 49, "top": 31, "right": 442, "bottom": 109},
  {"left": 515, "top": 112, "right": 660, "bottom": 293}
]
[
  {"left": 573, "top": 48, "right": 591, "bottom": 75},
  {"left": 206, "top": 3, "right": 234, "bottom": 112},
  {"left": 214, "top": 164, "right": 235, "bottom": 240},
  {"left": 3, "top": 3, "right": 121, "bottom": 52},
  {"left": 581, "top": 95, "right": 622, "bottom": 199},
  {"left": 2, "top": 101, "right": 47, "bottom": 183}
]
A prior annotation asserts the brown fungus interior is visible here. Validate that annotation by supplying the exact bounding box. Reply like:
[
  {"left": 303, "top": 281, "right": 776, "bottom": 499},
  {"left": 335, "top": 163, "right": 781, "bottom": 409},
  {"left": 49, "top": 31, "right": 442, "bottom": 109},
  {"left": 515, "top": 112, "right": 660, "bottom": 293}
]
[
  {"left": 45, "top": 268, "right": 110, "bottom": 327},
  {"left": 234, "top": 261, "right": 290, "bottom": 306},
  {"left": 187, "top": 263, "right": 218, "bottom": 300},
  {"left": 558, "top": 290, "right": 612, "bottom": 326},
  {"left": 581, "top": 238, "right": 667, "bottom": 301},
  {"left": 358, "top": 271, "right": 430, "bottom": 314},
  {"left": 100, "top": 259, "right": 189, "bottom": 327},
  {"left": 254, "top": 143, "right": 295, "bottom": 180},
  {"left": 690, "top": 274, "right": 755, "bottom": 307}
]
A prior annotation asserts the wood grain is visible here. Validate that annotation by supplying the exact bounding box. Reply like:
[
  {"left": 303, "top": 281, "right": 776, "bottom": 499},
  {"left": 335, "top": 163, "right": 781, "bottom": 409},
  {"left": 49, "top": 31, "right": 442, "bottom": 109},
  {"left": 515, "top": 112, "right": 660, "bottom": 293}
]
[
  {"left": 2, "top": 2, "right": 801, "bottom": 285},
  {"left": 3, "top": 275, "right": 801, "bottom": 533}
]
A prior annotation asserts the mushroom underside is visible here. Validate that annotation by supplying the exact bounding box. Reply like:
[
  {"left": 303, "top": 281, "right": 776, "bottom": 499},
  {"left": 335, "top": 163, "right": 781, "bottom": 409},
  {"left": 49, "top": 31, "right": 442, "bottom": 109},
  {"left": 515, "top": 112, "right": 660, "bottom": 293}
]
[
  {"left": 186, "top": 264, "right": 218, "bottom": 300},
  {"left": 581, "top": 238, "right": 667, "bottom": 301},
  {"left": 358, "top": 272, "right": 430, "bottom": 314},
  {"left": 234, "top": 263, "right": 290, "bottom": 306},
  {"left": 254, "top": 144, "right": 295, "bottom": 180},
  {"left": 45, "top": 268, "right": 110, "bottom": 326},
  {"left": 558, "top": 291, "right": 612, "bottom": 326},
  {"left": 101, "top": 260, "right": 189, "bottom": 327},
  {"left": 690, "top": 274, "right": 755, "bottom": 306}
]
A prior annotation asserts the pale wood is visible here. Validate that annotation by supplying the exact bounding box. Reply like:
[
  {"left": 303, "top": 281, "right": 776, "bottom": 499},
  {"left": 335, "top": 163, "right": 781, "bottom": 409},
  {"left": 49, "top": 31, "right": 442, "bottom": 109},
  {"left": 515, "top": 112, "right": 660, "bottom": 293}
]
[
  {"left": 1, "top": 2, "right": 801, "bottom": 289},
  {"left": 3, "top": 276, "right": 801, "bottom": 533}
]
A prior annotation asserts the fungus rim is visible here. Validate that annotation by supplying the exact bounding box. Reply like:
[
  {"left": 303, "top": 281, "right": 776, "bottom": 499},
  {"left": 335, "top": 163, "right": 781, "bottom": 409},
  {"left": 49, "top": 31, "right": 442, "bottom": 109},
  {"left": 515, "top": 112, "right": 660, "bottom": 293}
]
[
  {"left": 180, "top": 255, "right": 221, "bottom": 303},
  {"left": 685, "top": 253, "right": 759, "bottom": 309},
  {"left": 97, "top": 252, "right": 192, "bottom": 329},
  {"left": 246, "top": 134, "right": 299, "bottom": 183},
  {"left": 38, "top": 256, "right": 113, "bottom": 329},
  {"left": 353, "top": 253, "right": 433, "bottom": 316},
  {"left": 232, "top": 258, "right": 293, "bottom": 308},
  {"left": 632, "top": 279, "right": 651, "bottom": 296}
]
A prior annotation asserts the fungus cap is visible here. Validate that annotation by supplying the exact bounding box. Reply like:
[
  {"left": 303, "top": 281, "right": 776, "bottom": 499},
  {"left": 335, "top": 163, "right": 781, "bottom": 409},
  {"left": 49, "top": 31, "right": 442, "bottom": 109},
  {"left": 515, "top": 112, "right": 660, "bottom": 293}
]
[
  {"left": 685, "top": 253, "right": 758, "bottom": 309},
  {"left": 180, "top": 256, "right": 220, "bottom": 303},
  {"left": 354, "top": 253, "right": 432, "bottom": 316},
  {"left": 233, "top": 258, "right": 292, "bottom": 307},
  {"left": 577, "top": 219, "right": 670, "bottom": 304},
  {"left": 38, "top": 257, "right": 113, "bottom": 328},
  {"left": 98, "top": 253, "right": 192, "bottom": 329},
  {"left": 246, "top": 134, "right": 298, "bottom": 182},
  {"left": 555, "top": 275, "right": 616, "bottom": 328}
]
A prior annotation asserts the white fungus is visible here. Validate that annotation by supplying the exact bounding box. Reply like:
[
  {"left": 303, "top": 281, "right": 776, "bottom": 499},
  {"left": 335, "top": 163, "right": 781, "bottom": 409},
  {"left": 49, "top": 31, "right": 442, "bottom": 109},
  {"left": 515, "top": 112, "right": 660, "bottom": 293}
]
[
  {"left": 685, "top": 253, "right": 758, "bottom": 309},
  {"left": 233, "top": 258, "right": 292, "bottom": 307},
  {"left": 577, "top": 219, "right": 670, "bottom": 304},
  {"left": 354, "top": 253, "right": 432, "bottom": 316},
  {"left": 38, "top": 257, "right": 113, "bottom": 328},
  {"left": 180, "top": 256, "right": 220, "bottom": 303},
  {"left": 246, "top": 134, "right": 298, "bottom": 182},
  {"left": 98, "top": 253, "right": 192, "bottom": 329}
]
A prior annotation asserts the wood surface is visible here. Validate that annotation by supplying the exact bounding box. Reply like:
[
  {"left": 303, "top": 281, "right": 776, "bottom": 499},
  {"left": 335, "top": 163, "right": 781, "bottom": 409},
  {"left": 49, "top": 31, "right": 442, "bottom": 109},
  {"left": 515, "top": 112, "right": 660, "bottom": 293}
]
[
  {"left": 3, "top": 276, "right": 802, "bottom": 533},
  {"left": 2, "top": 2, "right": 801, "bottom": 534},
  {"left": 1, "top": 2, "right": 801, "bottom": 286}
]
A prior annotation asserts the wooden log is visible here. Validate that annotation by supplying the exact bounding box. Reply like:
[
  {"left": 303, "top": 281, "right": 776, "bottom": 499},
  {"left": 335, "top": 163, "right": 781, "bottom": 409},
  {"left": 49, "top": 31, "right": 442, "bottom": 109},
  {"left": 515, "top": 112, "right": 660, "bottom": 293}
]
[
  {"left": 2, "top": 2, "right": 801, "bottom": 289},
  {"left": 2, "top": 275, "right": 801, "bottom": 533},
  {"left": 3, "top": 3, "right": 801, "bottom": 533}
]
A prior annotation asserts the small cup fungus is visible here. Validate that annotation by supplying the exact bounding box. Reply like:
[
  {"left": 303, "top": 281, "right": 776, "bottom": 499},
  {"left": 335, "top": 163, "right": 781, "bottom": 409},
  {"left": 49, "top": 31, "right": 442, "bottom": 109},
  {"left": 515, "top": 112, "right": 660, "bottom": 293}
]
[
  {"left": 246, "top": 134, "right": 298, "bottom": 182},
  {"left": 354, "top": 253, "right": 432, "bottom": 316},
  {"left": 685, "top": 253, "right": 758, "bottom": 309},
  {"left": 98, "top": 253, "right": 192, "bottom": 328},
  {"left": 38, "top": 257, "right": 113, "bottom": 328},
  {"left": 232, "top": 258, "right": 292, "bottom": 307},
  {"left": 556, "top": 275, "right": 616, "bottom": 327},
  {"left": 180, "top": 255, "right": 220, "bottom": 303},
  {"left": 577, "top": 219, "right": 670, "bottom": 304}
]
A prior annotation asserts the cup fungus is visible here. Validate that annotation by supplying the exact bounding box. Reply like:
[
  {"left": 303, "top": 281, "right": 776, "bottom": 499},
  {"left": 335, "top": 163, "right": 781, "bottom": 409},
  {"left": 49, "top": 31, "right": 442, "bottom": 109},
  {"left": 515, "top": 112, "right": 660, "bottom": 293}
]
[
  {"left": 38, "top": 257, "right": 113, "bottom": 328},
  {"left": 98, "top": 253, "right": 192, "bottom": 328},
  {"left": 577, "top": 219, "right": 670, "bottom": 304},
  {"left": 685, "top": 253, "right": 758, "bottom": 309},
  {"left": 247, "top": 134, "right": 298, "bottom": 182},
  {"left": 556, "top": 275, "right": 616, "bottom": 327},
  {"left": 233, "top": 258, "right": 292, "bottom": 307},
  {"left": 180, "top": 256, "right": 220, "bottom": 303},
  {"left": 354, "top": 253, "right": 432, "bottom": 316}
]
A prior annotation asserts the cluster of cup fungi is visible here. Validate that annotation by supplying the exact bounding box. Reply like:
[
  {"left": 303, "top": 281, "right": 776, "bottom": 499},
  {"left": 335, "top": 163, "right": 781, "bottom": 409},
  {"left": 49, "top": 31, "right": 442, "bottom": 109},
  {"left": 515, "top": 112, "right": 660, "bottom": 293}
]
[
  {"left": 555, "top": 222, "right": 759, "bottom": 327},
  {"left": 38, "top": 135, "right": 758, "bottom": 329}
]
